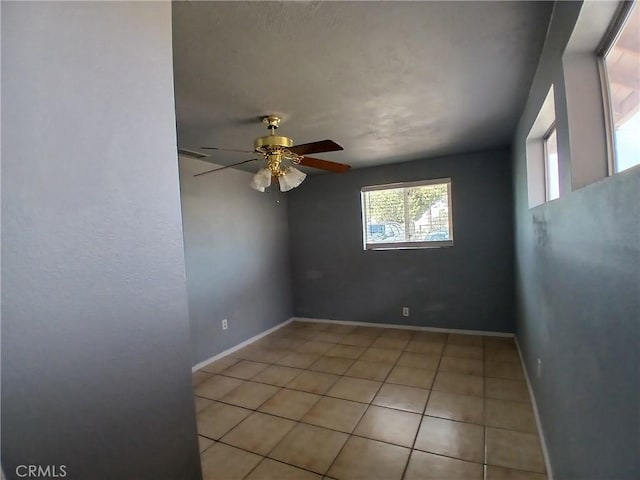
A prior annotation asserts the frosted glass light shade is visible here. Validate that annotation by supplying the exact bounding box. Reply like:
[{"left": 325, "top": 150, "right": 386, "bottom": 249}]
[
  {"left": 250, "top": 168, "right": 272, "bottom": 192},
  {"left": 278, "top": 167, "right": 306, "bottom": 192}
]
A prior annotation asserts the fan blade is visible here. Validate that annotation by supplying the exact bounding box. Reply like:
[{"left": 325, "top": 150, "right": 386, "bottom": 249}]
[
  {"left": 194, "top": 158, "right": 259, "bottom": 177},
  {"left": 298, "top": 157, "right": 351, "bottom": 173},
  {"left": 201, "top": 146, "right": 255, "bottom": 154},
  {"left": 289, "top": 140, "right": 343, "bottom": 156}
]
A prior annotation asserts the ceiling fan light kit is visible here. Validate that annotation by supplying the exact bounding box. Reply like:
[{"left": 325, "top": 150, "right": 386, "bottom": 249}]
[
  {"left": 277, "top": 167, "right": 306, "bottom": 192},
  {"left": 198, "top": 115, "right": 350, "bottom": 192},
  {"left": 250, "top": 167, "right": 273, "bottom": 192}
]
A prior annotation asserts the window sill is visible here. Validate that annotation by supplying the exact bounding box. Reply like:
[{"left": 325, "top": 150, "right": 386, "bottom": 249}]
[{"left": 364, "top": 241, "right": 454, "bottom": 251}]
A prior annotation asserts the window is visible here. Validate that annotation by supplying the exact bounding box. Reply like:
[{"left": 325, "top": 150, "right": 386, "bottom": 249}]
[
  {"left": 600, "top": 0, "right": 640, "bottom": 173},
  {"left": 526, "top": 86, "right": 558, "bottom": 207},
  {"left": 544, "top": 125, "right": 560, "bottom": 201},
  {"left": 361, "top": 178, "right": 453, "bottom": 250}
]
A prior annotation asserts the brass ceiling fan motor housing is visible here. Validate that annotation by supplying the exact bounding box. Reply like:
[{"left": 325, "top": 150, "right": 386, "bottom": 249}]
[
  {"left": 254, "top": 115, "right": 294, "bottom": 151},
  {"left": 254, "top": 134, "right": 294, "bottom": 151},
  {"left": 254, "top": 116, "right": 297, "bottom": 177}
]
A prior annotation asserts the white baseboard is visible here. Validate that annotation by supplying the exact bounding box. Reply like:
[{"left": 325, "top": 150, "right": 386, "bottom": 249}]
[
  {"left": 293, "top": 316, "right": 514, "bottom": 337},
  {"left": 192, "top": 317, "right": 295, "bottom": 372},
  {"left": 515, "top": 336, "right": 554, "bottom": 479},
  {"left": 193, "top": 316, "right": 513, "bottom": 372}
]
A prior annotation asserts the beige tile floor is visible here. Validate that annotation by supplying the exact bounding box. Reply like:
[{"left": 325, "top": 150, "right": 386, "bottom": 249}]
[{"left": 193, "top": 321, "right": 547, "bottom": 480}]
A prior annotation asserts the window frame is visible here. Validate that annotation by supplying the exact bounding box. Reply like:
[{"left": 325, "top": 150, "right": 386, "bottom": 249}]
[
  {"left": 360, "top": 177, "right": 454, "bottom": 251},
  {"left": 597, "top": 0, "right": 638, "bottom": 175},
  {"left": 525, "top": 85, "right": 557, "bottom": 208},
  {"left": 543, "top": 122, "right": 559, "bottom": 201}
]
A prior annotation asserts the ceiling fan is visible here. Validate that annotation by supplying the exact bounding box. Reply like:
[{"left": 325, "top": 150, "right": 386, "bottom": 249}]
[{"left": 195, "top": 116, "right": 351, "bottom": 192}]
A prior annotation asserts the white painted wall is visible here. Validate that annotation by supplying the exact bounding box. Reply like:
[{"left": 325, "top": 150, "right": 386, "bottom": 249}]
[{"left": 1, "top": 2, "right": 201, "bottom": 478}]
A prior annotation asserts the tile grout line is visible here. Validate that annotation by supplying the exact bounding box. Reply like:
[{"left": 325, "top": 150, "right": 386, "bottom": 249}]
[
  {"left": 209, "top": 326, "right": 364, "bottom": 479},
  {"left": 285, "top": 326, "right": 385, "bottom": 476},
  {"left": 306, "top": 327, "right": 392, "bottom": 476},
  {"left": 199, "top": 357, "right": 526, "bottom": 425},
  {"left": 234, "top": 325, "right": 378, "bottom": 478},
  {"left": 201, "top": 395, "right": 535, "bottom": 443},
  {"left": 196, "top": 322, "right": 544, "bottom": 478},
  {"left": 483, "top": 336, "right": 488, "bottom": 477},
  {"left": 398, "top": 334, "right": 448, "bottom": 480},
  {"left": 321, "top": 329, "right": 417, "bottom": 478},
  {"left": 200, "top": 337, "right": 494, "bottom": 424}
]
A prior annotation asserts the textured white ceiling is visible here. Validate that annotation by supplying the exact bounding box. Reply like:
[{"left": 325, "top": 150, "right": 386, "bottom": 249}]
[{"left": 172, "top": 1, "right": 552, "bottom": 171}]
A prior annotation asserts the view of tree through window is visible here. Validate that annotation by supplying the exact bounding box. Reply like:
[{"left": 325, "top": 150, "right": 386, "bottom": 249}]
[{"left": 361, "top": 179, "right": 452, "bottom": 249}]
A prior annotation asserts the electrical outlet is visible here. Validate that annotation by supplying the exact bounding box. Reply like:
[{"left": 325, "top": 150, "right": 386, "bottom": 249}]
[
  {"left": 537, "top": 358, "right": 542, "bottom": 377},
  {"left": 222, "top": 319, "right": 228, "bottom": 330},
  {"left": 402, "top": 307, "right": 409, "bottom": 317}
]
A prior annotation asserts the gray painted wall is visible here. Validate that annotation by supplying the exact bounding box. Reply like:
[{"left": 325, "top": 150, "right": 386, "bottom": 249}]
[
  {"left": 1, "top": 3, "right": 201, "bottom": 479},
  {"left": 513, "top": 2, "right": 640, "bottom": 478},
  {"left": 179, "top": 158, "right": 293, "bottom": 365},
  {"left": 288, "top": 149, "right": 514, "bottom": 332}
]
